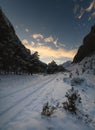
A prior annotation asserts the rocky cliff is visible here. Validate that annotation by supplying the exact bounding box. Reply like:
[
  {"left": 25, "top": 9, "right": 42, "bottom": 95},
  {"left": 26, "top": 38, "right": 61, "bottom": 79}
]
[{"left": 73, "top": 25, "right": 95, "bottom": 63}]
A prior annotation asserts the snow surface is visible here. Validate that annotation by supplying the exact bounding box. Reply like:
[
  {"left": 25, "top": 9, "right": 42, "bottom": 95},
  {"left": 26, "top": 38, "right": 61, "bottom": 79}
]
[{"left": 0, "top": 73, "right": 95, "bottom": 130}]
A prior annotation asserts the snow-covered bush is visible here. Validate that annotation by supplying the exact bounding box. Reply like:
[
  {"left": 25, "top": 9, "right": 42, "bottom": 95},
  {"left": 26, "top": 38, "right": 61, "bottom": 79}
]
[
  {"left": 63, "top": 87, "right": 82, "bottom": 114},
  {"left": 41, "top": 102, "right": 56, "bottom": 117},
  {"left": 71, "top": 77, "right": 84, "bottom": 86},
  {"left": 41, "top": 88, "right": 82, "bottom": 116}
]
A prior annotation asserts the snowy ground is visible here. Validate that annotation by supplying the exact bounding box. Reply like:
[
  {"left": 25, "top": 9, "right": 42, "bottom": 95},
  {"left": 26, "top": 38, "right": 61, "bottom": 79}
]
[{"left": 0, "top": 73, "right": 95, "bottom": 130}]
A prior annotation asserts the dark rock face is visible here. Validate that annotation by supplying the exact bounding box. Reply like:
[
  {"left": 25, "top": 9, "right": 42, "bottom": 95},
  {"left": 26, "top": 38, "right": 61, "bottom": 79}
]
[
  {"left": 73, "top": 25, "right": 95, "bottom": 63},
  {"left": 0, "top": 8, "right": 47, "bottom": 74}
]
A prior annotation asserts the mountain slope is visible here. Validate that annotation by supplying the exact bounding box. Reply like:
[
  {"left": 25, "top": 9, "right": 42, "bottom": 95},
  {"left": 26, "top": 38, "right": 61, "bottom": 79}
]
[
  {"left": 0, "top": 8, "right": 46, "bottom": 74},
  {"left": 73, "top": 25, "right": 95, "bottom": 63}
]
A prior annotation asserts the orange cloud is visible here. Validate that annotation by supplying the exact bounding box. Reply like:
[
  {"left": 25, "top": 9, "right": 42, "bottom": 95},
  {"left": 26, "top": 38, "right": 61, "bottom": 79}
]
[
  {"left": 44, "top": 36, "right": 54, "bottom": 43},
  {"left": 22, "top": 40, "right": 77, "bottom": 59},
  {"left": 44, "top": 36, "right": 60, "bottom": 48},
  {"left": 22, "top": 39, "right": 28, "bottom": 45},
  {"left": 32, "top": 34, "right": 44, "bottom": 39}
]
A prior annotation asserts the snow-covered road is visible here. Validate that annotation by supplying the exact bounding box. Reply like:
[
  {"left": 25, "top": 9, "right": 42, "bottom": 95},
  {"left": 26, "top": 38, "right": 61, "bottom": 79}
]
[
  {"left": 0, "top": 74, "right": 58, "bottom": 127},
  {"left": 0, "top": 74, "right": 94, "bottom": 130}
]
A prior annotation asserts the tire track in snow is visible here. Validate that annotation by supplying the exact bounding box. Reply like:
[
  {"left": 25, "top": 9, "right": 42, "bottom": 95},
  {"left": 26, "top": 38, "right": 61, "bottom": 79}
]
[
  {"left": 0, "top": 76, "right": 54, "bottom": 114},
  {"left": 0, "top": 75, "right": 57, "bottom": 128},
  {"left": 0, "top": 75, "right": 56, "bottom": 116},
  {"left": 24, "top": 77, "right": 57, "bottom": 111},
  {"left": 30, "top": 86, "right": 55, "bottom": 111},
  {"left": 0, "top": 75, "right": 50, "bottom": 98}
]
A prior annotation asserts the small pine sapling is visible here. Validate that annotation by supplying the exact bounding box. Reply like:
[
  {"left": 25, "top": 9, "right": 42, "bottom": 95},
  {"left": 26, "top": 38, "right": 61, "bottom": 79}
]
[
  {"left": 63, "top": 87, "right": 82, "bottom": 114},
  {"left": 41, "top": 102, "right": 55, "bottom": 117}
]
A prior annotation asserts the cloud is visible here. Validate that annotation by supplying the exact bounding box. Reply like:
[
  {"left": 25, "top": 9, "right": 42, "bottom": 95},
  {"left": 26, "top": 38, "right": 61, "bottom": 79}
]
[
  {"left": 31, "top": 41, "right": 35, "bottom": 46},
  {"left": 86, "top": 0, "right": 95, "bottom": 20},
  {"left": 73, "top": 0, "right": 84, "bottom": 19},
  {"left": 37, "top": 42, "right": 43, "bottom": 46},
  {"left": 53, "top": 38, "right": 59, "bottom": 48},
  {"left": 88, "top": 11, "right": 95, "bottom": 21},
  {"left": 31, "top": 35, "right": 63, "bottom": 48},
  {"left": 73, "top": 3, "right": 80, "bottom": 14},
  {"left": 22, "top": 39, "right": 29, "bottom": 45},
  {"left": 77, "top": 7, "right": 85, "bottom": 19},
  {"left": 44, "top": 36, "right": 54, "bottom": 43},
  {"left": 22, "top": 41, "right": 77, "bottom": 60},
  {"left": 25, "top": 28, "right": 29, "bottom": 32},
  {"left": 85, "top": 0, "right": 95, "bottom": 12},
  {"left": 32, "top": 34, "right": 44, "bottom": 39},
  {"left": 73, "top": 0, "right": 95, "bottom": 20},
  {"left": 44, "top": 36, "right": 59, "bottom": 48}
]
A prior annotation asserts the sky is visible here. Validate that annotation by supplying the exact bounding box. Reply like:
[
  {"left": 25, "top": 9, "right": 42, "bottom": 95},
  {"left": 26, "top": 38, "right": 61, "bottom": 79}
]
[{"left": 0, "top": 0, "right": 95, "bottom": 64}]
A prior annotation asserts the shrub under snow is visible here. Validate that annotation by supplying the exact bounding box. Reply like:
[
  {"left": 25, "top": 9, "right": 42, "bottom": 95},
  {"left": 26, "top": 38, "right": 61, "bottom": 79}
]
[
  {"left": 41, "top": 102, "right": 56, "bottom": 117},
  {"left": 41, "top": 87, "right": 82, "bottom": 117},
  {"left": 63, "top": 87, "right": 82, "bottom": 114}
]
